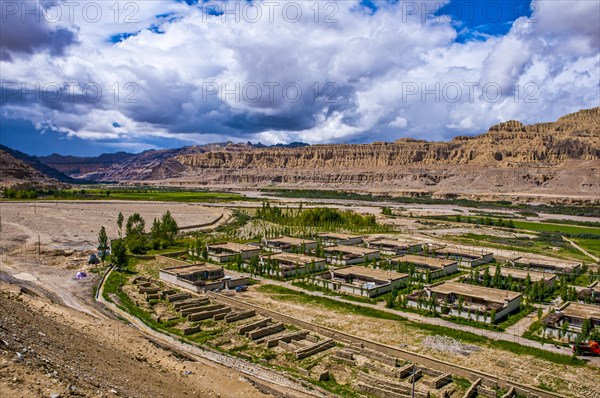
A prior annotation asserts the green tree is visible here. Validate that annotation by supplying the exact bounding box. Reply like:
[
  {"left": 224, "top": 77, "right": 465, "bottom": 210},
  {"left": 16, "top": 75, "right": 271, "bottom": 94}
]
[
  {"left": 482, "top": 267, "right": 491, "bottom": 287},
  {"left": 125, "top": 213, "right": 146, "bottom": 254},
  {"left": 581, "top": 319, "right": 593, "bottom": 340},
  {"left": 561, "top": 321, "right": 569, "bottom": 341},
  {"left": 117, "top": 212, "right": 124, "bottom": 238},
  {"left": 97, "top": 226, "right": 109, "bottom": 263},
  {"left": 492, "top": 264, "right": 502, "bottom": 288},
  {"left": 160, "top": 210, "right": 178, "bottom": 245},
  {"left": 150, "top": 218, "right": 162, "bottom": 249},
  {"left": 111, "top": 239, "right": 128, "bottom": 271}
]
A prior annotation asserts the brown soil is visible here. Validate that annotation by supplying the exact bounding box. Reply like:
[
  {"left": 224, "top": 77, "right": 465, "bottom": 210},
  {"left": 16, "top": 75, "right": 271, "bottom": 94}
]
[{"left": 0, "top": 282, "right": 272, "bottom": 398}]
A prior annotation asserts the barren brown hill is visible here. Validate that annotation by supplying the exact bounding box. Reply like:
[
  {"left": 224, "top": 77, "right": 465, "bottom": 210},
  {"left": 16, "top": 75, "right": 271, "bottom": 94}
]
[{"left": 0, "top": 149, "right": 61, "bottom": 189}]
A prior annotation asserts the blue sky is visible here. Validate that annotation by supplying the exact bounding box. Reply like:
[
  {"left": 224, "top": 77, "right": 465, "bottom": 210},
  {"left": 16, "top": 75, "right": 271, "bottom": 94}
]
[{"left": 1, "top": 0, "right": 598, "bottom": 156}]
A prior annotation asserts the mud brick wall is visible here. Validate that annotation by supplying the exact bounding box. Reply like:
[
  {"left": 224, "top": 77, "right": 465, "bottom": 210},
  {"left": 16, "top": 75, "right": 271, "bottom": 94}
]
[
  {"left": 360, "top": 347, "right": 399, "bottom": 367},
  {"left": 181, "top": 304, "right": 224, "bottom": 316},
  {"left": 464, "top": 378, "right": 482, "bottom": 398},
  {"left": 248, "top": 323, "right": 285, "bottom": 340},
  {"left": 295, "top": 338, "right": 335, "bottom": 360},
  {"left": 356, "top": 373, "right": 430, "bottom": 398},
  {"left": 478, "top": 386, "right": 498, "bottom": 398},
  {"left": 160, "top": 289, "right": 177, "bottom": 298},
  {"left": 265, "top": 331, "right": 308, "bottom": 348},
  {"left": 183, "top": 325, "right": 201, "bottom": 335},
  {"left": 363, "top": 362, "right": 397, "bottom": 378},
  {"left": 145, "top": 293, "right": 159, "bottom": 301},
  {"left": 355, "top": 382, "right": 406, "bottom": 398},
  {"left": 174, "top": 298, "right": 210, "bottom": 310},
  {"left": 188, "top": 307, "right": 231, "bottom": 321},
  {"left": 238, "top": 318, "right": 271, "bottom": 335},
  {"left": 331, "top": 355, "right": 356, "bottom": 366},
  {"left": 166, "top": 293, "right": 191, "bottom": 302},
  {"left": 502, "top": 387, "right": 516, "bottom": 398},
  {"left": 138, "top": 286, "right": 161, "bottom": 294},
  {"left": 225, "top": 310, "right": 256, "bottom": 323}
]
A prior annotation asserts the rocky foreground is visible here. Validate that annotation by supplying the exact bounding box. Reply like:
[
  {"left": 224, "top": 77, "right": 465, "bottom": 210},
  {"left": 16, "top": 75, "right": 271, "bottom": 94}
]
[{"left": 0, "top": 282, "right": 269, "bottom": 398}]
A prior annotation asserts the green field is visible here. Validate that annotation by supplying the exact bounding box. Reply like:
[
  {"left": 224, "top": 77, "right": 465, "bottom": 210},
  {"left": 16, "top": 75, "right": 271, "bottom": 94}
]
[
  {"left": 50, "top": 189, "right": 246, "bottom": 202},
  {"left": 571, "top": 238, "right": 600, "bottom": 258},
  {"left": 511, "top": 220, "right": 600, "bottom": 235},
  {"left": 443, "top": 233, "right": 591, "bottom": 262}
]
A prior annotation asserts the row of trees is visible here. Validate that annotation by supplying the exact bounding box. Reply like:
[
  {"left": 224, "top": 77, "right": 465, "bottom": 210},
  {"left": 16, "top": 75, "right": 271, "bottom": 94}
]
[
  {"left": 2, "top": 188, "right": 38, "bottom": 199},
  {"left": 255, "top": 201, "right": 380, "bottom": 231},
  {"left": 463, "top": 265, "right": 559, "bottom": 303},
  {"left": 96, "top": 210, "right": 179, "bottom": 270},
  {"left": 115, "top": 211, "right": 178, "bottom": 254},
  {"left": 454, "top": 215, "right": 515, "bottom": 228}
]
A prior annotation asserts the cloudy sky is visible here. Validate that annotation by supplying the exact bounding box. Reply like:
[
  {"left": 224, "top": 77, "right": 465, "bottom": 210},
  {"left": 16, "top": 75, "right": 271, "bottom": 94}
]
[{"left": 0, "top": 0, "right": 598, "bottom": 156}]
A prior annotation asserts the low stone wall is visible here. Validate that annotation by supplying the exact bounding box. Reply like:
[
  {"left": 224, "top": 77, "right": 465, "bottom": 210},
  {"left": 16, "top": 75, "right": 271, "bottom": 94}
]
[
  {"left": 133, "top": 276, "right": 152, "bottom": 285},
  {"left": 356, "top": 373, "right": 429, "bottom": 398},
  {"left": 174, "top": 297, "right": 209, "bottom": 309},
  {"left": 188, "top": 307, "right": 231, "bottom": 321},
  {"left": 429, "top": 373, "right": 452, "bottom": 389},
  {"left": 225, "top": 309, "right": 256, "bottom": 323},
  {"left": 181, "top": 304, "right": 225, "bottom": 316},
  {"left": 278, "top": 340, "right": 295, "bottom": 352},
  {"left": 238, "top": 318, "right": 271, "bottom": 335},
  {"left": 363, "top": 362, "right": 397, "bottom": 378},
  {"left": 360, "top": 347, "right": 400, "bottom": 367},
  {"left": 355, "top": 382, "right": 408, "bottom": 398},
  {"left": 264, "top": 331, "right": 308, "bottom": 348},
  {"left": 295, "top": 338, "right": 335, "bottom": 360},
  {"left": 160, "top": 289, "right": 177, "bottom": 299},
  {"left": 248, "top": 323, "right": 285, "bottom": 340},
  {"left": 183, "top": 325, "right": 201, "bottom": 335},
  {"left": 145, "top": 293, "right": 159, "bottom": 301},
  {"left": 213, "top": 312, "right": 229, "bottom": 321},
  {"left": 166, "top": 292, "right": 191, "bottom": 303},
  {"left": 138, "top": 286, "right": 161, "bottom": 294},
  {"left": 332, "top": 356, "right": 356, "bottom": 366},
  {"left": 463, "top": 378, "right": 481, "bottom": 398},
  {"left": 397, "top": 364, "right": 415, "bottom": 378},
  {"left": 478, "top": 386, "right": 498, "bottom": 398},
  {"left": 502, "top": 386, "right": 516, "bottom": 398}
]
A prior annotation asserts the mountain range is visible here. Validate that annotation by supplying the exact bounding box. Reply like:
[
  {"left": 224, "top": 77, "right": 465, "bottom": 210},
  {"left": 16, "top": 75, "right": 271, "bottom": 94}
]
[{"left": 1, "top": 108, "right": 599, "bottom": 203}]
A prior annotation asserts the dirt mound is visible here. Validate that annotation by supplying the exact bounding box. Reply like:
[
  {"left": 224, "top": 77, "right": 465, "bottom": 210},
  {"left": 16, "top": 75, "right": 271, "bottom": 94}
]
[{"left": 0, "top": 283, "right": 270, "bottom": 398}]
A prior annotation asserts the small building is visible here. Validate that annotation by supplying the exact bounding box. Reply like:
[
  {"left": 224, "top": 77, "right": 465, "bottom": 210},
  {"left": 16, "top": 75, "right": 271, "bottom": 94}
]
[
  {"left": 366, "top": 238, "right": 423, "bottom": 256},
  {"left": 544, "top": 302, "right": 600, "bottom": 341},
  {"left": 577, "top": 281, "right": 600, "bottom": 305},
  {"left": 323, "top": 245, "right": 380, "bottom": 265},
  {"left": 409, "top": 281, "right": 522, "bottom": 322},
  {"left": 317, "top": 232, "right": 363, "bottom": 246},
  {"left": 511, "top": 258, "right": 582, "bottom": 276},
  {"left": 434, "top": 247, "right": 493, "bottom": 268},
  {"left": 315, "top": 266, "right": 409, "bottom": 298},
  {"left": 206, "top": 242, "right": 261, "bottom": 263},
  {"left": 499, "top": 267, "right": 557, "bottom": 286},
  {"left": 263, "top": 236, "right": 318, "bottom": 253},
  {"left": 389, "top": 254, "right": 458, "bottom": 279},
  {"left": 260, "top": 252, "right": 326, "bottom": 278},
  {"left": 159, "top": 263, "right": 248, "bottom": 292}
]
